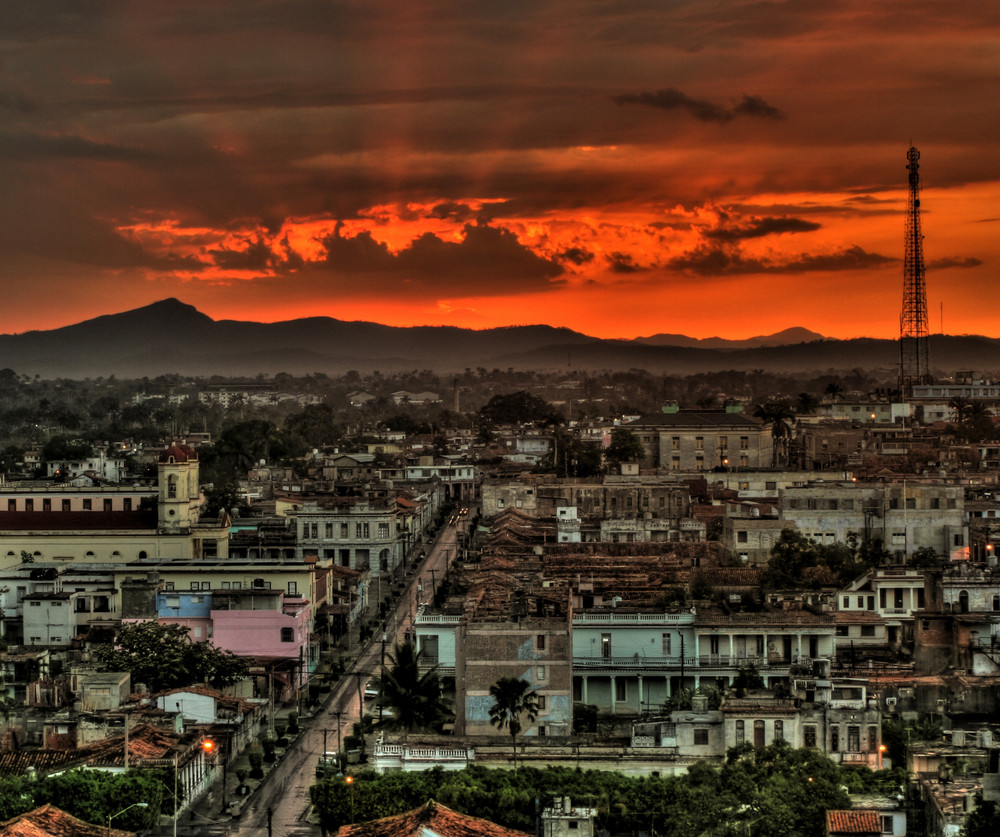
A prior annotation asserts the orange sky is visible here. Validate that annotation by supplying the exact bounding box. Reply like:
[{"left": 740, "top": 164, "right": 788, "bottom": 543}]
[{"left": 0, "top": 2, "right": 997, "bottom": 341}]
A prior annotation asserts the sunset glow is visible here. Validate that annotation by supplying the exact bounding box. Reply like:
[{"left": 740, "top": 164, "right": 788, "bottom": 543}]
[{"left": 0, "top": 2, "right": 997, "bottom": 340}]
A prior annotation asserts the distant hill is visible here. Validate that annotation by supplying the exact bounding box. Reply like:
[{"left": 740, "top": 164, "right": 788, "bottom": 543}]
[
  {"left": 634, "top": 326, "right": 828, "bottom": 349},
  {"left": 0, "top": 299, "right": 998, "bottom": 378}
]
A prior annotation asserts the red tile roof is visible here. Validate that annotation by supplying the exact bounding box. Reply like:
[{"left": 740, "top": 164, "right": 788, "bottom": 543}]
[
  {"left": 825, "top": 809, "right": 881, "bottom": 834},
  {"left": 0, "top": 803, "right": 134, "bottom": 837},
  {"left": 335, "top": 801, "right": 530, "bottom": 837}
]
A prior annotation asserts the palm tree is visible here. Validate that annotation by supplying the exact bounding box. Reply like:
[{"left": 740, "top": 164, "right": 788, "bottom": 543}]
[
  {"left": 795, "top": 392, "right": 819, "bottom": 415},
  {"left": 948, "top": 396, "right": 971, "bottom": 425},
  {"left": 752, "top": 402, "right": 795, "bottom": 467},
  {"left": 377, "top": 641, "right": 451, "bottom": 740},
  {"left": 488, "top": 676, "right": 539, "bottom": 769}
]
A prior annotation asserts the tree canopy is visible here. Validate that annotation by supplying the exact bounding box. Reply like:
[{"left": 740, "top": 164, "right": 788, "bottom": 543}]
[
  {"left": 377, "top": 641, "right": 451, "bottom": 737},
  {"left": 604, "top": 428, "right": 645, "bottom": 466},
  {"left": 311, "top": 745, "right": 904, "bottom": 836},
  {"left": 488, "top": 677, "right": 539, "bottom": 768},
  {"left": 93, "top": 621, "right": 250, "bottom": 692},
  {"left": 477, "top": 391, "right": 561, "bottom": 427}
]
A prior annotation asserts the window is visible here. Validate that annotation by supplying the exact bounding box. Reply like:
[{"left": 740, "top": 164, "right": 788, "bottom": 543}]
[
  {"left": 123, "top": 498, "right": 132, "bottom": 512},
  {"left": 29, "top": 601, "right": 40, "bottom": 607},
  {"left": 601, "top": 633, "right": 611, "bottom": 659},
  {"left": 831, "top": 727, "right": 839, "bottom": 752},
  {"left": 280, "top": 627, "right": 295, "bottom": 642},
  {"left": 536, "top": 634, "right": 546, "bottom": 651},
  {"left": 537, "top": 695, "right": 547, "bottom": 710},
  {"left": 774, "top": 720, "right": 783, "bottom": 742},
  {"left": 190, "top": 582, "right": 199, "bottom": 590},
  {"left": 695, "top": 437, "right": 704, "bottom": 450},
  {"left": 340, "top": 523, "right": 349, "bottom": 538},
  {"left": 735, "top": 720, "right": 745, "bottom": 744},
  {"left": 536, "top": 666, "right": 546, "bottom": 681},
  {"left": 221, "top": 582, "right": 230, "bottom": 590},
  {"left": 51, "top": 636, "right": 61, "bottom": 643},
  {"left": 615, "top": 680, "right": 627, "bottom": 701},
  {"left": 754, "top": 719, "right": 765, "bottom": 747},
  {"left": 881, "top": 816, "right": 893, "bottom": 834},
  {"left": 41, "top": 499, "right": 51, "bottom": 512},
  {"left": 693, "top": 728, "right": 709, "bottom": 746},
  {"left": 843, "top": 596, "right": 850, "bottom": 609},
  {"left": 857, "top": 596, "right": 864, "bottom": 608},
  {"left": 737, "top": 530, "right": 748, "bottom": 543},
  {"left": 311, "top": 523, "right": 319, "bottom": 539},
  {"left": 662, "top": 633, "right": 671, "bottom": 656},
  {"left": 765, "top": 481, "right": 776, "bottom": 491},
  {"left": 83, "top": 498, "right": 92, "bottom": 511},
  {"left": 868, "top": 726, "right": 878, "bottom": 751},
  {"left": 671, "top": 437, "right": 680, "bottom": 451},
  {"left": 847, "top": 725, "right": 860, "bottom": 752},
  {"left": 25, "top": 499, "right": 33, "bottom": 512},
  {"left": 719, "top": 436, "right": 728, "bottom": 450},
  {"left": 288, "top": 581, "right": 298, "bottom": 595},
  {"left": 804, "top": 725, "right": 817, "bottom": 747},
  {"left": 164, "top": 582, "right": 175, "bottom": 591},
  {"left": 104, "top": 499, "right": 113, "bottom": 512},
  {"left": 326, "top": 523, "right": 333, "bottom": 538},
  {"left": 710, "top": 636, "right": 720, "bottom": 655},
  {"left": 378, "top": 522, "right": 390, "bottom": 538},
  {"left": 201, "top": 581, "right": 210, "bottom": 590},
  {"left": 740, "top": 436, "right": 749, "bottom": 449},
  {"left": 861, "top": 625, "right": 876, "bottom": 637}
]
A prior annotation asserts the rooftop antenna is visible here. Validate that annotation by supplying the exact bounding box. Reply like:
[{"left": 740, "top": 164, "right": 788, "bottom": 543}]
[{"left": 898, "top": 145, "right": 931, "bottom": 396}]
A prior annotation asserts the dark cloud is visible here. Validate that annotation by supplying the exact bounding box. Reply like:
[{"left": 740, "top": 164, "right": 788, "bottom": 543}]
[
  {"left": 310, "top": 223, "right": 563, "bottom": 294},
  {"left": 612, "top": 87, "right": 784, "bottom": 122},
  {"left": 705, "top": 216, "right": 820, "bottom": 240},
  {"left": 428, "top": 201, "right": 479, "bottom": 222},
  {"left": 927, "top": 256, "right": 983, "bottom": 269},
  {"left": 668, "top": 244, "right": 895, "bottom": 276},
  {"left": 607, "top": 252, "right": 644, "bottom": 273},
  {"left": 559, "top": 247, "right": 595, "bottom": 266},
  {"left": 207, "top": 237, "right": 277, "bottom": 271}
]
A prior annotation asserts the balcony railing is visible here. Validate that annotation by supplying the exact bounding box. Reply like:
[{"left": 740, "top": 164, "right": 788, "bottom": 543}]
[
  {"left": 573, "top": 612, "right": 694, "bottom": 624},
  {"left": 572, "top": 654, "right": 819, "bottom": 670}
]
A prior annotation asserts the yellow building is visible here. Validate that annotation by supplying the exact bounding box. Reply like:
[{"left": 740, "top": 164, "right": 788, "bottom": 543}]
[{"left": 0, "top": 444, "right": 229, "bottom": 568}]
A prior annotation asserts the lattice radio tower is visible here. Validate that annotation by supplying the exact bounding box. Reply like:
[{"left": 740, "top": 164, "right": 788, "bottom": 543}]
[{"left": 899, "top": 145, "right": 931, "bottom": 396}]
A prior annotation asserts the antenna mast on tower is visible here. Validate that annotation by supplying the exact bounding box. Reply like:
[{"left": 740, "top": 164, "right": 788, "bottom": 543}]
[{"left": 898, "top": 145, "right": 931, "bottom": 396}]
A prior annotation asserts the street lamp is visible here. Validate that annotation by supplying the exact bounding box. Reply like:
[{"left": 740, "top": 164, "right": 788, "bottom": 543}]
[
  {"left": 878, "top": 743, "right": 887, "bottom": 770},
  {"left": 345, "top": 774, "right": 355, "bottom": 823},
  {"left": 107, "top": 801, "right": 148, "bottom": 835}
]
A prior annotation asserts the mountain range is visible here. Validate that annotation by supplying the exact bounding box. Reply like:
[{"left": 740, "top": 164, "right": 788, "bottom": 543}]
[{"left": 0, "top": 299, "right": 996, "bottom": 379}]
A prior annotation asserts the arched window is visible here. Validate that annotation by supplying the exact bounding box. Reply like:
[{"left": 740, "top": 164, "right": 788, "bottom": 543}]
[
  {"left": 138, "top": 550, "right": 147, "bottom": 560},
  {"left": 959, "top": 590, "right": 970, "bottom": 613},
  {"left": 167, "top": 475, "right": 177, "bottom": 499}
]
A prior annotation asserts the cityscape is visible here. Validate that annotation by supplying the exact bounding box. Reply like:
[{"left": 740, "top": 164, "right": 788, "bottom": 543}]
[{"left": 1, "top": 3, "right": 999, "bottom": 837}]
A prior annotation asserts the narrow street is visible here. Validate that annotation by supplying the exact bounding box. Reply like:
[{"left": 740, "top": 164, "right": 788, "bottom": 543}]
[{"left": 229, "top": 515, "right": 464, "bottom": 837}]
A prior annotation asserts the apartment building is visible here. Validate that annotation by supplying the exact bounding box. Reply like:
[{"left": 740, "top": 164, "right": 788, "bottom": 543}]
[
  {"left": 627, "top": 404, "right": 772, "bottom": 472},
  {"left": 780, "top": 481, "right": 966, "bottom": 559}
]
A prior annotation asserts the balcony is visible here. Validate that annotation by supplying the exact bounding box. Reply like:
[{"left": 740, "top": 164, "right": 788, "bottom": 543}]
[
  {"left": 373, "top": 743, "right": 474, "bottom": 773},
  {"left": 574, "top": 655, "right": 696, "bottom": 671},
  {"left": 574, "top": 612, "right": 694, "bottom": 624}
]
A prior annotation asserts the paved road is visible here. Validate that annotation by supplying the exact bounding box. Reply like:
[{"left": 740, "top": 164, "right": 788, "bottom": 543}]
[{"left": 231, "top": 518, "right": 463, "bottom": 837}]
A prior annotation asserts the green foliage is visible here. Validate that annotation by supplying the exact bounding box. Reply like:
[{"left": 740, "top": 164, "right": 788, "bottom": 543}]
[
  {"left": 0, "top": 769, "right": 162, "bottom": 830},
  {"left": 378, "top": 642, "right": 451, "bottom": 737},
  {"left": 963, "top": 792, "right": 1000, "bottom": 837},
  {"left": 41, "top": 435, "right": 93, "bottom": 463},
  {"left": 604, "top": 428, "right": 645, "bottom": 465},
  {"left": 488, "top": 677, "right": 540, "bottom": 766},
  {"left": 285, "top": 403, "right": 342, "bottom": 448},
  {"left": 762, "top": 529, "right": 876, "bottom": 590},
  {"left": 733, "top": 662, "right": 765, "bottom": 696},
  {"left": 93, "top": 621, "right": 250, "bottom": 692},
  {"left": 478, "top": 391, "right": 561, "bottom": 428},
  {"left": 311, "top": 745, "right": 866, "bottom": 836}
]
